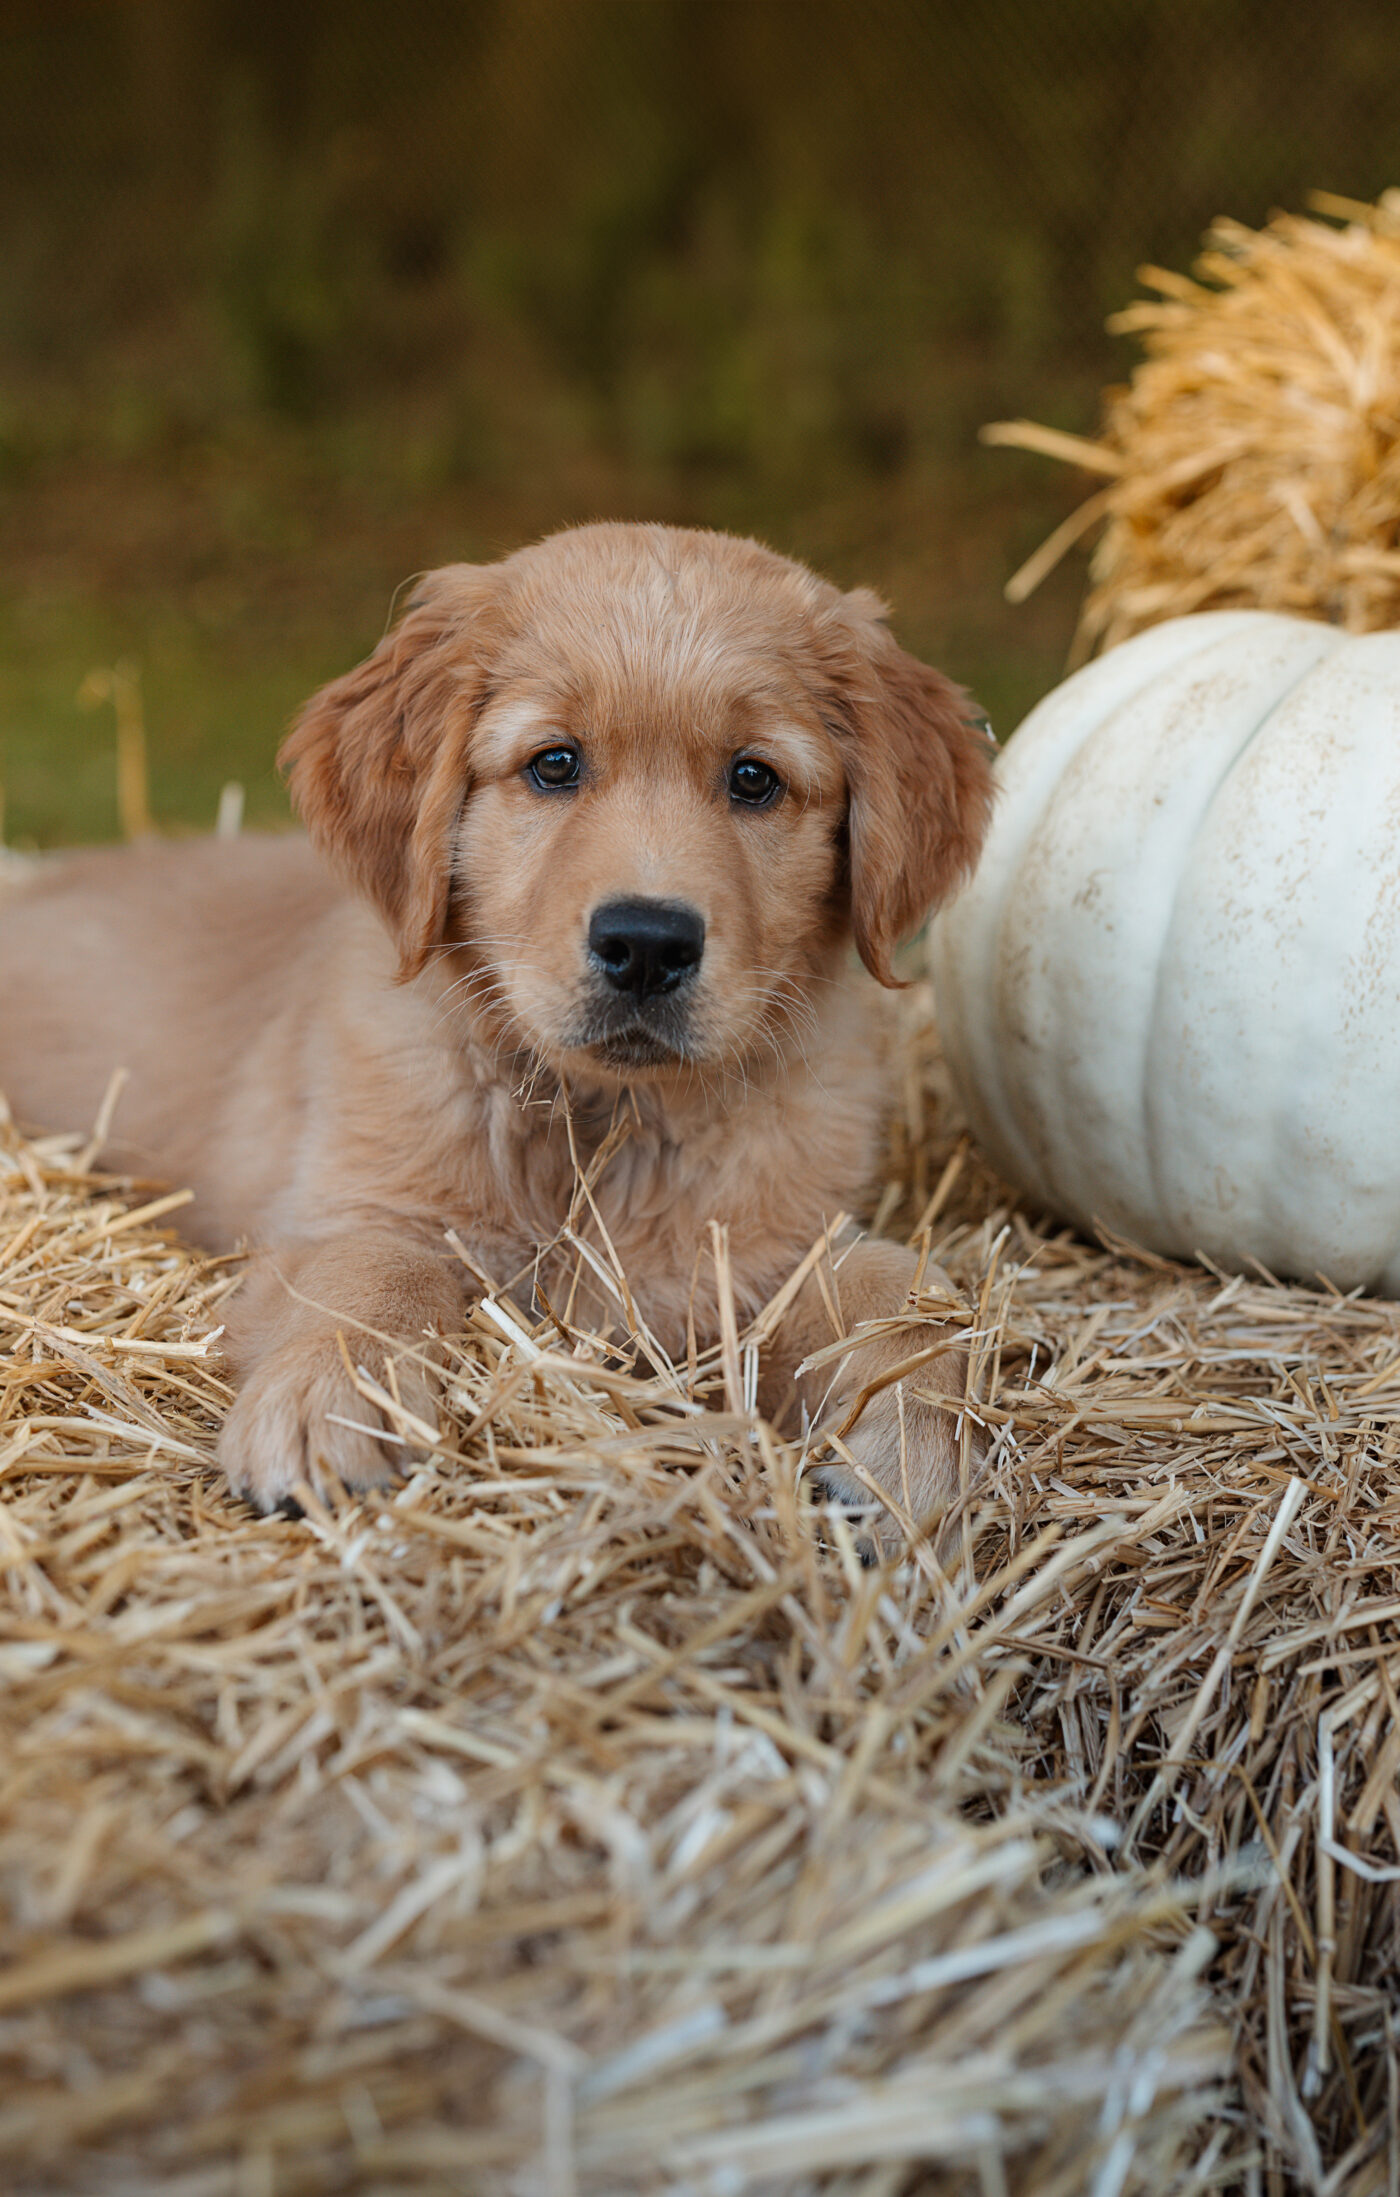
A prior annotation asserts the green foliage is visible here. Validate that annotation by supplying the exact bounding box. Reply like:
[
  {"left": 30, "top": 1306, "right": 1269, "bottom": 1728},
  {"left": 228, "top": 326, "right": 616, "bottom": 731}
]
[
  {"left": 0, "top": 0, "right": 1397, "bottom": 839},
  {"left": 0, "top": 596, "right": 314, "bottom": 846},
  {"left": 8, "top": 0, "right": 1400, "bottom": 474},
  {"left": 211, "top": 71, "right": 363, "bottom": 417}
]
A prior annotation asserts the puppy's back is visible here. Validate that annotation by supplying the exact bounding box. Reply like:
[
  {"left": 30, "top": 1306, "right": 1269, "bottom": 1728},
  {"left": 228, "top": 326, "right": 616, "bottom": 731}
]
[{"left": 0, "top": 833, "right": 351, "bottom": 1244}]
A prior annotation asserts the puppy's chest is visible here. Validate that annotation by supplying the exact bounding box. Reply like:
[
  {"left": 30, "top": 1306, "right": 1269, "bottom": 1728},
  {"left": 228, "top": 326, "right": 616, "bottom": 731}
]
[
  {"left": 439, "top": 1018, "right": 889, "bottom": 1291},
  {"left": 504, "top": 1090, "right": 861, "bottom": 1283},
  {"left": 499, "top": 1099, "right": 713, "bottom": 1247}
]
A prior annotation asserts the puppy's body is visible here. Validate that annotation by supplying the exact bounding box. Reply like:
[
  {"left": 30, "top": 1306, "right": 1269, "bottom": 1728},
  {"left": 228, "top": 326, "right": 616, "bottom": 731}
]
[
  {"left": 0, "top": 831, "right": 891, "bottom": 1320},
  {"left": 0, "top": 525, "right": 992, "bottom": 1534},
  {"left": 1, "top": 837, "right": 350, "bottom": 1249}
]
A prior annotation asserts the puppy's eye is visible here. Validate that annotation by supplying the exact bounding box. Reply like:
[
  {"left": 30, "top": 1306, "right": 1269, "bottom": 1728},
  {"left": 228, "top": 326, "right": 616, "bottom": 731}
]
[
  {"left": 728, "top": 757, "right": 782, "bottom": 807},
  {"left": 527, "top": 745, "right": 582, "bottom": 791}
]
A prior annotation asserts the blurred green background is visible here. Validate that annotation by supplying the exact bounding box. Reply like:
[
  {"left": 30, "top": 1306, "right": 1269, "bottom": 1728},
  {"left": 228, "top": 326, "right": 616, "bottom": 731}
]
[{"left": 4, "top": 0, "right": 1399, "bottom": 842}]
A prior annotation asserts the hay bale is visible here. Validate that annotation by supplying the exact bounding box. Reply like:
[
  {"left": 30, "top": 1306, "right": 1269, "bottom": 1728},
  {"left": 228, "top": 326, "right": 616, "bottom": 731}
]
[
  {"left": 1, "top": 997, "right": 1397, "bottom": 2191},
  {"left": 984, "top": 191, "right": 1400, "bottom": 657}
]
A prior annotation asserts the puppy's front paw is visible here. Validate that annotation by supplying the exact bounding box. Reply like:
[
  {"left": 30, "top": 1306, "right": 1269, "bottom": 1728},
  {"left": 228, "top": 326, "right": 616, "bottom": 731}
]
[
  {"left": 218, "top": 1332, "right": 442, "bottom": 1512},
  {"left": 812, "top": 1372, "right": 983, "bottom": 1558}
]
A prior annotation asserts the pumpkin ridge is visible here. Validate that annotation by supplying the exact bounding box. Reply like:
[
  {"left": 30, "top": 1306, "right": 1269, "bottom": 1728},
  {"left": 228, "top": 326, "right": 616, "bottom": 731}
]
[
  {"left": 932, "top": 620, "right": 1243, "bottom": 1205},
  {"left": 1138, "top": 625, "right": 1350, "bottom": 1244}
]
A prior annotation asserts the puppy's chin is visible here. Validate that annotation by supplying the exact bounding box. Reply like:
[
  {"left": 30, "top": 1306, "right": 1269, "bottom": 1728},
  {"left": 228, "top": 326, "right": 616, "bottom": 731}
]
[
  {"left": 490, "top": 980, "right": 759, "bottom": 1086},
  {"left": 561, "top": 1009, "right": 701, "bottom": 1083},
  {"left": 587, "top": 1028, "right": 687, "bottom": 1072}
]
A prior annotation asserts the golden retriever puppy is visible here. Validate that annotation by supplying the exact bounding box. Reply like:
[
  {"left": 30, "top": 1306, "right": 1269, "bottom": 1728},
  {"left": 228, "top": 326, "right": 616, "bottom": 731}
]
[{"left": 0, "top": 524, "right": 992, "bottom": 1538}]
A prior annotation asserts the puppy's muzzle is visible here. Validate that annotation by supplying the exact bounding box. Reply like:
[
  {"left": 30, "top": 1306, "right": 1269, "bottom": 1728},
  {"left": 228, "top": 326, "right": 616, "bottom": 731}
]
[{"left": 587, "top": 899, "right": 705, "bottom": 1000}]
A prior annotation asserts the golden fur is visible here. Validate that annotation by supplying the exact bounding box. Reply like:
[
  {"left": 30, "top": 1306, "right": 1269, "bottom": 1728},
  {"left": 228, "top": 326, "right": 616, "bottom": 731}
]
[{"left": 0, "top": 524, "right": 993, "bottom": 1538}]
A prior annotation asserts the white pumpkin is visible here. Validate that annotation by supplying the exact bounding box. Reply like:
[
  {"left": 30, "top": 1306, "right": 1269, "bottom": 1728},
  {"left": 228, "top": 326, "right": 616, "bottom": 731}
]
[{"left": 930, "top": 609, "right": 1400, "bottom": 1291}]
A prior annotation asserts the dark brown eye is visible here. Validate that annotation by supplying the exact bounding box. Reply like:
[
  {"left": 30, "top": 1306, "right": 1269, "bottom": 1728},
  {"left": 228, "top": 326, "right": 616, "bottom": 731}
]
[
  {"left": 728, "top": 757, "right": 782, "bottom": 807},
  {"left": 527, "top": 745, "right": 582, "bottom": 790}
]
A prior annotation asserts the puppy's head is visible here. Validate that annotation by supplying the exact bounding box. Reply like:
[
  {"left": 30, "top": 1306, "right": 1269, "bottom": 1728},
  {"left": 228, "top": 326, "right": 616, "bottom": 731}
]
[{"left": 282, "top": 524, "right": 992, "bottom": 1079}]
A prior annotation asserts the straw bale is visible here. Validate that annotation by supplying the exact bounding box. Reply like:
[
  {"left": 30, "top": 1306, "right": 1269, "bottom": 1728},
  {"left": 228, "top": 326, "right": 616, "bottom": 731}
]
[
  {"left": 1, "top": 985, "right": 1397, "bottom": 2192},
  {"left": 984, "top": 191, "right": 1400, "bottom": 657}
]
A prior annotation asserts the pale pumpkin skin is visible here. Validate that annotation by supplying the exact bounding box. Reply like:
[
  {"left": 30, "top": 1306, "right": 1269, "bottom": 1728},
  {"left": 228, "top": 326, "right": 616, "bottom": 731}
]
[{"left": 931, "top": 610, "right": 1400, "bottom": 1292}]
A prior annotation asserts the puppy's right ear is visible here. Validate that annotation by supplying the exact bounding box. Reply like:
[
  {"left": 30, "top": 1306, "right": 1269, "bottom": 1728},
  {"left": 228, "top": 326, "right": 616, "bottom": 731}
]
[{"left": 279, "top": 567, "right": 498, "bottom": 981}]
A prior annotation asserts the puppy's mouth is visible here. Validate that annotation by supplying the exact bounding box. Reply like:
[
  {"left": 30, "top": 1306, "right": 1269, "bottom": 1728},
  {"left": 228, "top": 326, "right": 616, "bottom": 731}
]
[
  {"left": 590, "top": 1026, "right": 685, "bottom": 1069},
  {"left": 566, "top": 991, "right": 698, "bottom": 1073}
]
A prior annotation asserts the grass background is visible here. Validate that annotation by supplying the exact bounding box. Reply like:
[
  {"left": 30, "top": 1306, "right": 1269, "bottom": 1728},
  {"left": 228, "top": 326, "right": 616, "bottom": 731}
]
[{"left": 3, "top": 0, "right": 1399, "bottom": 842}]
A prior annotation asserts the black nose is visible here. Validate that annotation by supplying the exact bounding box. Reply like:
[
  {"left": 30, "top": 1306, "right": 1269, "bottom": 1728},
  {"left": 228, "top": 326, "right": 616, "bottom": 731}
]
[{"left": 588, "top": 899, "right": 705, "bottom": 998}]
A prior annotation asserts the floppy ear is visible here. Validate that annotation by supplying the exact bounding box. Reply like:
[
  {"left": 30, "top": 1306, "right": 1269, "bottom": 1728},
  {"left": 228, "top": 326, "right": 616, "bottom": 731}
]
[
  {"left": 817, "top": 587, "right": 994, "bottom": 987},
  {"left": 279, "top": 567, "right": 496, "bottom": 982}
]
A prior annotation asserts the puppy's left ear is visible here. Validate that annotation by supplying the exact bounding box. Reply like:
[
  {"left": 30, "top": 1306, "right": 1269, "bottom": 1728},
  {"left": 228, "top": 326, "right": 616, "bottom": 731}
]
[
  {"left": 279, "top": 567, "right": 498, "bottom": 982},
  {"left": 818, "top": 587, "right": 994, "bottom": 987}
]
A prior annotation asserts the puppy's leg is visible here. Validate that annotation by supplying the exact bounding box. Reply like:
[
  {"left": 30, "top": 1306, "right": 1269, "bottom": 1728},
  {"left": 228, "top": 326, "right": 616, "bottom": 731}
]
[
  {"left": 761, "top": 1233, "right": 983, "bottom": 1553},
  {"left": 218, "top": 1229, "right": 464, "bottom": 1510}
]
